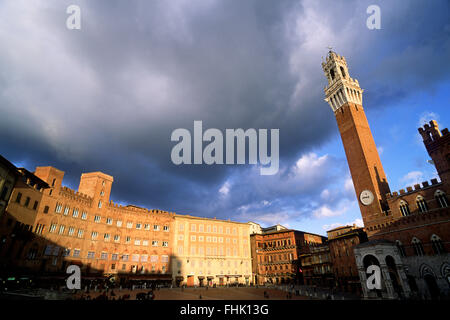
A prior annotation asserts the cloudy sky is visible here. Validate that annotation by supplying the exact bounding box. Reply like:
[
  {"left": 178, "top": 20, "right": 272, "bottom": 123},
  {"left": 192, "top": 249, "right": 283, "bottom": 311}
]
[{"left": 1, "top": 0, "right": 449, "bottom": 236}]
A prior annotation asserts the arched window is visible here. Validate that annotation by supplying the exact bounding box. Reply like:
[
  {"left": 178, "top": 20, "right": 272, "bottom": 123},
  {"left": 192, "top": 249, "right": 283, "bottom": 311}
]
[
  {"left": 340, "top": 66, "right": 346, "bottom": 78},
  {"left": 416, "top": 196, "right": 428, "bottom": 213},
  {"left": 396, "top": 240, "right": 406, "bottom": 257},
  {"left": 399, "top": 200, "right": 411, "bottom": 216},
  {"left": 330, "top": 68, "right": 335, "bottom": 80},
  {"left": 431, "top": 234, "right": 446, "bottom": 255},
  {"left": 435, "top": 190, "right": 448, "bottom": 208},
  {"left": 412, "top": 237, "right": 425, "bottom": 256}
]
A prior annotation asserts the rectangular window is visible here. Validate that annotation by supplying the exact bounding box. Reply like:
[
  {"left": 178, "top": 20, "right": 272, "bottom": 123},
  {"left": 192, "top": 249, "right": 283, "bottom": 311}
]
[
  {"left": 179, "top": 224, "right": 184, "bottom": 231},
  {"left": 126, "top": 222, "right": 133, "bottom": 228},
  {"left": 87, "top": 251, "right": 95, "bottom": 259},
  {"left": 81, "top": 211, "right": 87, "bottom": 220},
  {"left": 55, "top": 203, "right": 62, "bottom": 213},
  {"left": 191, "top": 235, "right": 196, "bottom": 241},
  {"left": 72, "top": 208, "right": 79, "bottom": 218},
  {"left": 44, "top": 245, "right": 53, "bottom": 256},
  {"left": 58, "top": 225, "right": 65, "bottom": 235},
  {"left": 91, "top": 231, "right": 98, "bottom": 240},
  {"left": 24, "top": 197, "right": 30, "bottom": 207},
  {"left": 199, "top": 225, "right": 204, "bottom": 232},
  {"left": 143, "top": 240, "right": 149, "bottom": 246},
  {"left": 134, "top": 239, "right": 141, "bottom": 246},
  {"left": 104, "top": 233, "right": 110, "bottom": 241},
  {"left": 150, "top": 255, "right": 158, "bottom": 263},
  {"left": 152, "top": 240, "right": 158, "bottom": 247},
  {"left": 136, "top": 223, "right": 142, "bottom": 229},
  {"left": 144, "top": 224, "right": 150, "bottom": 230},
  {"left": 126, "top": 236, "right": 131, "bottom": 243},
  {"left": 154, "top": 225, "right": 160, "bottom": 231},
  {"left": 114, "top": 235, "right": 120, "bottom": 242},
  {"left": 68, "top": 227, "right": 75, "bottom": 236},
  {"left": 199, "top": 236, "right": 204, "bottom": 242},
  {"left": 49, "top": 224, "right": 57, "bottom": 233},
  {"left": 15, "top": 192, "right": 22, "bottom": 203},
  {"left": 141, "top": 255, "right": 148, "bottom": 262},
  {"left": 94, "top": 215, "right": 101, "bottom": 223},
  {"left": 132, "top": 254, "right": 139, "bottom": 262},
  {"left": 163, "top": 241, "right": 168, "bottom": 247},
  {"left": 77, "top": 229, "right": 84, "bottom": 238},
  {"left": 191, "top": 224, "right": 196, "bottom": 232},
  {"left": 73, "top": 249, "right": 81, "bottom": 258},
  {"left": 117, "top": 220, "right": 122, "bottom": 227},
  {"left": 122, "top": 254, "right": 129, "bottom": 261},
  {"left": 101, "top": 252, "right": 108, "bottom": 260},
  {"left": 33, "top": 201, "right": 38, "bottom": 210},
  {"left": 63, "top": 206, "right": 70, "bottom": 215},
  {"left": 163, "top": 225, "right": 169, "bottom": 232},
  {"left": 161, "top": 255, "right": 169, "bottom": 263},
  {"left": 112, "top": 254, "right": 118, "bottom": 261},
  {"left": 106, "top": 218, "right": 112, "bottom": 225}
]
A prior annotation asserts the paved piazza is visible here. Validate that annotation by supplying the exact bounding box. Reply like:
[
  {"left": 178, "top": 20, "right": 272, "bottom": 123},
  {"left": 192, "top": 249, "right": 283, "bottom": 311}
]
[{"left": 73, "top": 287, "right": 314, "bottom": 300}]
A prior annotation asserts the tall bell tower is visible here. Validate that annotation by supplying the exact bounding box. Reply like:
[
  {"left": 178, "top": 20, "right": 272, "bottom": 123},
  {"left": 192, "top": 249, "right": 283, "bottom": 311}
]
[{"left": 322, "top": 51, "right": 391, "bottom": 233}]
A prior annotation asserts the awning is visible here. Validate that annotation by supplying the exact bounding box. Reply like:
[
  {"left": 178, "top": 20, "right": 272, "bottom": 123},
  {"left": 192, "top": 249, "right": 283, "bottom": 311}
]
[
  {"left": 207, "top": 276, "right": 214, "bottom": 279},
  {"left": 198, "top": 276, "right": 205, "bottom": 279}
]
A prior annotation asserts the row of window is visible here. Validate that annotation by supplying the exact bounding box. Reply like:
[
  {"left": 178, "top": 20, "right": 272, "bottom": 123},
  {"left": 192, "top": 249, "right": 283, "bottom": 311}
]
[
  {"left": 258, "top": 239, "right": 293, "bottom": 249},
  {"left": 259, "top": 253, "right": 294, "bottom": 263},
  {"left": 178, "top": 246, "right": 245, "bottom": 257},
  {"left": 396, "top": 234, "right": 446, "bottom": 257},
  {"left": 14, "top": 192, "right": 39, "bottom": 210},
  {"left": 182, "top": 223, "right": 238, "bottom": 235},
  {"left": 47, "top": 223, "right": 169, "bottom": 246},
  {"left": 399, "top": 191, "right": 448, "bottom": 216},
  {"left": 186, "top": 235, "right": 241, "bottom": 244},
  {"left": 42, "top": 245, "right": 169, "bottom": 263},
  {"left": 261, "top": 264, "right": 293, "bottom": 272},
  {"left": 54, "top": 203, "right": 170, "bottom": 231}
]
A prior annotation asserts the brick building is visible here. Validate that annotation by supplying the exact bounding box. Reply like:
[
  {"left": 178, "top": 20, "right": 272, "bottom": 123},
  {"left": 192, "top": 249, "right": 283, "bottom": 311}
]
[
  {"left": 250, "top": 228, "right": 326, "bottom": 285},
  {"left": 327, "top": 225, "right": 368, "bottom": 296},
  {"left": 322, "top": 50, "right": 449, "bottom": 299},
  {"left": 0, "top": 162, "right": 176, "bottom": 286},
  {"left": 299, "top": 243, "right": 334, "bottom": 288}
]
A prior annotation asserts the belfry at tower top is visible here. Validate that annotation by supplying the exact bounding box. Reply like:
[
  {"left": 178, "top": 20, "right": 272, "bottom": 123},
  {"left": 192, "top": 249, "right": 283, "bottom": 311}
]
[{"left": 322, "top": 51, "right": 363, "bottom": 112}]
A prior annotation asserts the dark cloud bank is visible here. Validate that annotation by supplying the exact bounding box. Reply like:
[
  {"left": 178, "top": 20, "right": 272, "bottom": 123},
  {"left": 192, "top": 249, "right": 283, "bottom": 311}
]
[{"left": 0, "top": 0, "right": 449, "bottom": 225}]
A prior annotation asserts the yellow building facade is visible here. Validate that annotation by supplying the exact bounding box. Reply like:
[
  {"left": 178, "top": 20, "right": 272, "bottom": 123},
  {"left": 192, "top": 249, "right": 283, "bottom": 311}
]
[{"left": 172, "top": 215, "right": 253, "bottom": 287}]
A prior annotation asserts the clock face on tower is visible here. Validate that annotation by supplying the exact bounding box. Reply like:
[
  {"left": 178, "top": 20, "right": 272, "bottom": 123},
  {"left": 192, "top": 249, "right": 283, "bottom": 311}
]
[{"left": 360, "top": 190, "right": 374, "bottom": 206}]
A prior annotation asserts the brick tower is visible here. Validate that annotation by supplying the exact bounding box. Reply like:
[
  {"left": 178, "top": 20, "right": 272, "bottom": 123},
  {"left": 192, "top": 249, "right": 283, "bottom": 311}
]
[
  {"left": 322, "top": 51, "right": 391, "bottom": 233},
  {"left": 418, "top": 120, "right": 450, "bottom": 187}
]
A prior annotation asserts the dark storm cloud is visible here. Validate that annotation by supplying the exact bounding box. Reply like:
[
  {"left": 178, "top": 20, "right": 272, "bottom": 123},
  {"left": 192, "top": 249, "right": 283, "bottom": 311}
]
[{"left": 0, "top": 0, "right": 449, "bottom": 225}]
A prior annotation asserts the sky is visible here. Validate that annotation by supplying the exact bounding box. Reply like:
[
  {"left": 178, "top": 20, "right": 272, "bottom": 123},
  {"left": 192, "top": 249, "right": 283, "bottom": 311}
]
[{"left": 0, "top": 0, "right": 449, "bottom": 236}]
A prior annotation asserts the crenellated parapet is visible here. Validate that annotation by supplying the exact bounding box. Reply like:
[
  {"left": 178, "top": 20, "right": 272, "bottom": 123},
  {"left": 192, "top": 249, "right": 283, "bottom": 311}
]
[
  {"left": 386, "top": 178, "right": 442, "bottom": 200},
  {"left": 58, "top": 186, "right": 92, "bottom": 205}
]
